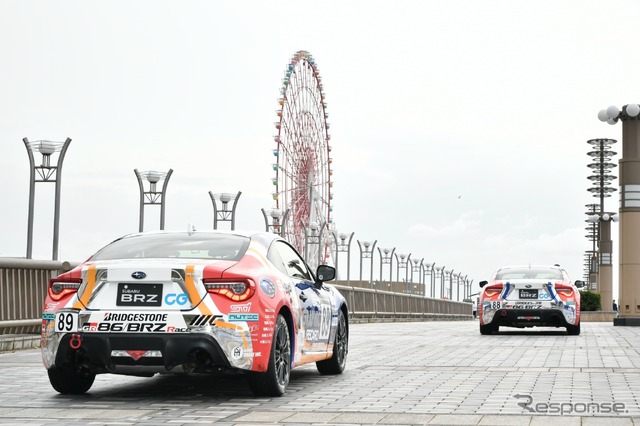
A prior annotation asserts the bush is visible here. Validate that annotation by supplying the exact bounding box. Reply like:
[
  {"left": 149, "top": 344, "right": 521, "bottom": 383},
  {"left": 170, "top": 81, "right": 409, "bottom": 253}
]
[{"left": 580, "top": 291, "right": 601, "bottom": 311}]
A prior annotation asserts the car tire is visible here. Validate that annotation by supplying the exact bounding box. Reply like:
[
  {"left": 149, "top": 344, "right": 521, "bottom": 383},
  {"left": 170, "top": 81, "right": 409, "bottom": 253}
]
[
  {"left": 566, "top": 322, "right": 581, "bottom": 335},
  {"left": 47, "top": 366, "right": 95, "bottom": 394},
  {"left": 249, "top": 314, "right": 290, "bottom": 397},
  {"left": 316, "top": 310, "right": 348, "bottom": 375},
  {"left": 480, "top": 323, "right": 496, "bottom": 335}
]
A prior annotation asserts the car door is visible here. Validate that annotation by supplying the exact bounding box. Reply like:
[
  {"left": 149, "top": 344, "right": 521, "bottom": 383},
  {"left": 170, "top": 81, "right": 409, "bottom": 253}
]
[{"left": 271, "top": 241, "right": 333, "bottom": 354}]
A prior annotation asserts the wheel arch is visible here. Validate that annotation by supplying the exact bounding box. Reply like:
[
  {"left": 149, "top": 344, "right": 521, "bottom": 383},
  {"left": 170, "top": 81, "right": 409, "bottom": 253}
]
[{"left": 277, "top": 305, "right": 295, "bottom": 364}]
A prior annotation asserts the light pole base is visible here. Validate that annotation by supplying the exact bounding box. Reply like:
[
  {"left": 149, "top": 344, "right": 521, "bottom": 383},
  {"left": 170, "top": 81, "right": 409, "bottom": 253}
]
[{"left": 614, "top": 317, "right": 640, "bottom": 326}]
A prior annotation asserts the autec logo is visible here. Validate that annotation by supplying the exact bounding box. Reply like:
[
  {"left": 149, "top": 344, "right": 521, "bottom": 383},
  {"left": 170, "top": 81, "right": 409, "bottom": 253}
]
[{"left": 131, "top": 271, "right": 146, "bottom": 280}]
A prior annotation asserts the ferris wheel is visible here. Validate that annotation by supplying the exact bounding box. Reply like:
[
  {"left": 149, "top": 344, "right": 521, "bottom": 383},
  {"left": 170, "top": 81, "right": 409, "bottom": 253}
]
[{"left": 272, "top": 50, "right": 333, "bottom": 267}]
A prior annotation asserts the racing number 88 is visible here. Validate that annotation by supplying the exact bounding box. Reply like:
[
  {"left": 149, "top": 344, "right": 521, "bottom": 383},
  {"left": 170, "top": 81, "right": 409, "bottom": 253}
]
[{"left": 491, "top": 301, "right": 502, "bottom": 309}]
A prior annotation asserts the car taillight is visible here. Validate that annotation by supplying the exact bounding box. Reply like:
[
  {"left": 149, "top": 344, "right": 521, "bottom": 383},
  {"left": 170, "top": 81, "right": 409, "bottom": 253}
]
[
  {"left": 484, "top": 285, "right": 503, "bottom": 298},
  {"left": 555, "top": 284, "right": 574, "bottom": 297},
  {"left": 203, "top": 279, "right": 255, "bottom": 301},
  {"left": 48, "top": 278, "right": 82, "bottom": 301}
]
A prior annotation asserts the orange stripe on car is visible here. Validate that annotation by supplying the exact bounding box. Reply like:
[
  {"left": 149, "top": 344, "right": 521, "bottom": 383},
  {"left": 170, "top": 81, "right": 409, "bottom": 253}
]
[
  {"left": 185, "top": 265, "right": 212, "bottom": 315},
  {"left": 73, "top": 265, "right": 96, "bottom": 310}
]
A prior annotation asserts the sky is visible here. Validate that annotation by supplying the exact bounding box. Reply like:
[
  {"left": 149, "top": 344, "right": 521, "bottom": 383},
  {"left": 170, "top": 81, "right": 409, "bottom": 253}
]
[{"left": 1, "top": 0, "right": 637, "bottom": 298}]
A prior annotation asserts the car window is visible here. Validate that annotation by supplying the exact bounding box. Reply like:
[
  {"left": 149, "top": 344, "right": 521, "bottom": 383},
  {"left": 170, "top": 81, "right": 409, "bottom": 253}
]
[
  {"left": 91, "top": 233, "right": 250, "bottom": 261},
  {"left": 272, "top": 241, "right": 313, "bottom": 281},
  {"left": 495, "top": 267, "right": 563, "bottom": 280},
  {"left": 267, "top": 243, "right": 288, "bottom": 276}
]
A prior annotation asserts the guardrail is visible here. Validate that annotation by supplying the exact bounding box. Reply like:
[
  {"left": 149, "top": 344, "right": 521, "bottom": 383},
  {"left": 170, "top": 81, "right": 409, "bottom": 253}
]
[
  {"left": 0, "top": 259, "right": 471, "bottom": 334},
  {"left": 0, "top": 258, "right": 74, "bottom": 334}
]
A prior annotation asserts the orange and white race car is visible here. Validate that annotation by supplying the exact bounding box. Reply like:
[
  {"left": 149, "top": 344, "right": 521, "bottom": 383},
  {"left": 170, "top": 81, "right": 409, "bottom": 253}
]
[
  {"left": 41, "top": 230, "right": 348, "bottom": 396},
  {"left": 478, "top": 265, "right": 584, "bottom": 335}
]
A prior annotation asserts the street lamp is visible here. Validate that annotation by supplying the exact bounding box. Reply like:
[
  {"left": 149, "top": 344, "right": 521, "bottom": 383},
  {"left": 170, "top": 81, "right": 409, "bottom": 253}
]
[
  {"left": 134, "top": 169, "right": 173, "bottom": 232},
  {"left": 357, "top": 239, "right": 377, "bottom": 287},
  {"left": 435, "top": 266, "right": 445, "bottom": 298},
  {"left": 587, "top": 212, "right": 618, "bottom": 310},
  {"left": 597, "top": 104, "right": 640, "bottom": 324},
  {"left": 412, "top": 258, "right": 423, "bottom": 294},
  {"left": 209, "top": 191, "right": 241, "bottom": 230},
  {"left": 395, "top": 253, "right": 411, "bottom": 288},
  {"left": 378, "top": 247, "right": 395, "bottom": 287},
  {"left": 23, "top": 137, "right": 72, "bottom": 260},
  {"left": 304, "top": 222, "right": 322, "bottom": 268},
  {"left": 334, "top": 231, "right": 354, "bottom": 284},
  {"left": 261, "top": 207, "right": 290, "bottom": 236},
  {"left": 422, "top": 262, "right": 435, "bottom": 297}
]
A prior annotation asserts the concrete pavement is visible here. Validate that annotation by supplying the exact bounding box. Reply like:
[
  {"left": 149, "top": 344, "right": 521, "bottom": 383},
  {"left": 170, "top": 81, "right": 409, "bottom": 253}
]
[{"left": 1, "top": 321, "right": 640, "bottom": 424}]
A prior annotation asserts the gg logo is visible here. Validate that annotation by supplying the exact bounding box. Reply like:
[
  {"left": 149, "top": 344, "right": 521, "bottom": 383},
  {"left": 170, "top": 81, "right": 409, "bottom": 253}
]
[{"left": 164, "top": 293, "right": 189, "bottom": 306}]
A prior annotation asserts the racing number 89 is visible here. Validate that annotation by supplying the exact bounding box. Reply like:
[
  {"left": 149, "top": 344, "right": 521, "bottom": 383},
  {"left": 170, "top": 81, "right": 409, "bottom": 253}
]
[{"left": 55, "top": 312, "right": 77, "bottom": 332}]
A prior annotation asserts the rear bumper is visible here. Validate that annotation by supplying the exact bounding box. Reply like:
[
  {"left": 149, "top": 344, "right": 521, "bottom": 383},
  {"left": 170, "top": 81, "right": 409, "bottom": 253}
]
[
  {"left": 485, "top": 309, "right": 577, "bottom": 328},
  {"left": 50, "top": 332, "right": 236, "bottom": 375}
]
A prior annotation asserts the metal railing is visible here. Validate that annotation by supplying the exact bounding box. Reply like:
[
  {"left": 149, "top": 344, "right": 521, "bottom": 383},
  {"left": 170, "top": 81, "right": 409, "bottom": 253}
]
[{"left": 0, "top": 260, "right": 471, "bottom": 334}]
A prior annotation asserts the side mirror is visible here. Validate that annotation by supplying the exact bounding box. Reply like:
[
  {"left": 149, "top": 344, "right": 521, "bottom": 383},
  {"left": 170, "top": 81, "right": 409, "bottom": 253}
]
[
  {"left": 479, "top": 280, "right": 488, "bottom": 288},
  {"left": 316, "top": 265, "right": 336, "bottom": 284},
  {"left": 574, "top": 280, "right": 585, "bottom": 289}
]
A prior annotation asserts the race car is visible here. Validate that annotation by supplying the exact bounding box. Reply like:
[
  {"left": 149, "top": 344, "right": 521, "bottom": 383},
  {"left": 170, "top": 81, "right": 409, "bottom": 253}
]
[
  {"left": 478, "top": 265, "right": 584, "bottom": 335},
  {"left": 41, "top": 230, "right": 349, "bottom": 396}
]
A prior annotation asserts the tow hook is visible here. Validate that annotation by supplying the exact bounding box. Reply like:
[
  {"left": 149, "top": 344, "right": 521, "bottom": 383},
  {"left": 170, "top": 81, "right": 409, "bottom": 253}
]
[{"left": 69, "top": 334, "right": 82, "bottom": 350}]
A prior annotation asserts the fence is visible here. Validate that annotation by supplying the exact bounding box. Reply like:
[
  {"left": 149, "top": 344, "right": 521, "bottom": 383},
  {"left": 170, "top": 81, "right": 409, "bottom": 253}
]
[{"left": 0, "top": 259, "right": 472, "bottom": 335}]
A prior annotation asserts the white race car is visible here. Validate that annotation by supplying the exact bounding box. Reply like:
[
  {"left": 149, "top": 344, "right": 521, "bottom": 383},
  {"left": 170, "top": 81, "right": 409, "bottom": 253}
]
[
  {"left": 41, "top": 230, "right": 349, "bottom": 396},
  {"left": 478, "top": 265, "right": 584, "bottom": 335}
]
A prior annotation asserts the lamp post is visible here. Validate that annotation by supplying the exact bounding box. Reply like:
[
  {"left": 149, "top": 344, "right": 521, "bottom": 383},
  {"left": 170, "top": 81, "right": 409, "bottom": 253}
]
[
  {"left": 412, "top": 258, "right": 423, "bottom": 294},
  {"left": 395, "top": 253, "right": 411, "bottom": 292},
  {"left": 304, "top": 222, "right": 321, "bottom": 266},
  {"left": 378, "top": 247, "right": 396, "bottom": 288},
  {"left": 422, "top": 262, "right": 435, "bottom": 297},
  {"left": 23, "top": 137, "right": 72, "bottom": 260},
  {"left": 585, "top": 203, "right": 599, "bottom": 290},
  {"left": 261, "top": 208, "right": 290, "bottom": 236},
  {"left": 447, "top": 269, "right": 455, "bottom": 300},
  {"left": 357, "top": 239, "right": 377, "bottom": 287},
  {"left": 598, "top": 104, "right": 640, "bottom": 324},
  {"left": 436, "top": 266, "right": 445, "bottom": 298},
  {"left": 209, "top": 191, "right": 241, "bottom": 230},
  {"left": 587, "top": 212, "right": 618, "bottom": 312},
  {"left": 586, "top": 138, "right": 617, "bottom": 297},
  {"left": 135, "top": 169, "right": 173, "bottom": 232},
  {"left": 335, "top": 231, "right": 354, "bottom": 284}
]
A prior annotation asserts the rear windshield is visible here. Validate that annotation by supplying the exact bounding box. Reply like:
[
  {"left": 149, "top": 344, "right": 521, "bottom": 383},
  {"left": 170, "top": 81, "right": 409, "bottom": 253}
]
[
  {"left": 495, "top": 267, "right": 563, "bottom": 280},
  {"left": 90, "top": 233, "right": 250, "bottom": 261}
]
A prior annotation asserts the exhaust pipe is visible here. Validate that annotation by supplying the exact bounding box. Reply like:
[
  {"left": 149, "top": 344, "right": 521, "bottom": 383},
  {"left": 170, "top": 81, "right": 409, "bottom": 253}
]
[{"left": 183, "top": 349, "right": 213, "bottom": 373}]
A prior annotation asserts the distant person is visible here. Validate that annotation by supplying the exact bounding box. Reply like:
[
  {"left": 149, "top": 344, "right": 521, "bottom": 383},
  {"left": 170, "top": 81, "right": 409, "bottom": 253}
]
[
  {"left": 613, "top": 300, "right": 618, "bottom": 315},
  {"left": 472, "top": 299, "right": 477, "bottom": 319}
]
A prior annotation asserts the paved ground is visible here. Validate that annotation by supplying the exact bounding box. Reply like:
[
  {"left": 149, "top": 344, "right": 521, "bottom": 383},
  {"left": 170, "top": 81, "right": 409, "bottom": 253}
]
[{"left": 1, "top": 321, "right": 640, "bottom": 425}]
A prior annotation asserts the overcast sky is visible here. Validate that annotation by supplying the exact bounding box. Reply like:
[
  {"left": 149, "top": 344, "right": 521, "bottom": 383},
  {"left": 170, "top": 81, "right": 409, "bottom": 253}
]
[{"left": 1, "top": 1, "right": 637, "bottom": 297}]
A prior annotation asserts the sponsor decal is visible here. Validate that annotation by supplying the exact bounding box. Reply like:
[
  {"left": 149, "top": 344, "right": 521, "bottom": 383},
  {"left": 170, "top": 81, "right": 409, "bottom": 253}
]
[
  {"left": 189, "top": 315, "right": 223, "bottom": 326},
  {"left": 228, "top": 313, "right": 259, "bottom": 322},
  {"left": 231, "top": 346, "right": 244, "bottom": 359},
  {"left": 82, "top": 322, "right": 167, "bottom": 332},
  {"left": 44, "top": 302, "right": 59, "bottom": 311},
  {"left": 230, "top": 302, "right": 252, "bottom": 313},
  {"left": 42, "top": 313, "right": 56, "bottom": 321},
  {"left": 247, "top": 324, "right": 260, "bottom": 332},
  {"left": 513, "top": 302, "right": 542, "bottom": 309},
  {"left": 260, "top": 278, "right": 276, "bottom": 298},
  {"left": 164, "top": 293, "right": 189, "bottom": 306},
  {"left": 82, "top": 313, "right": 177, "bottom": 333},
  {"left": 104, "top": 313, "right": 168, "bottom": 322}
]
